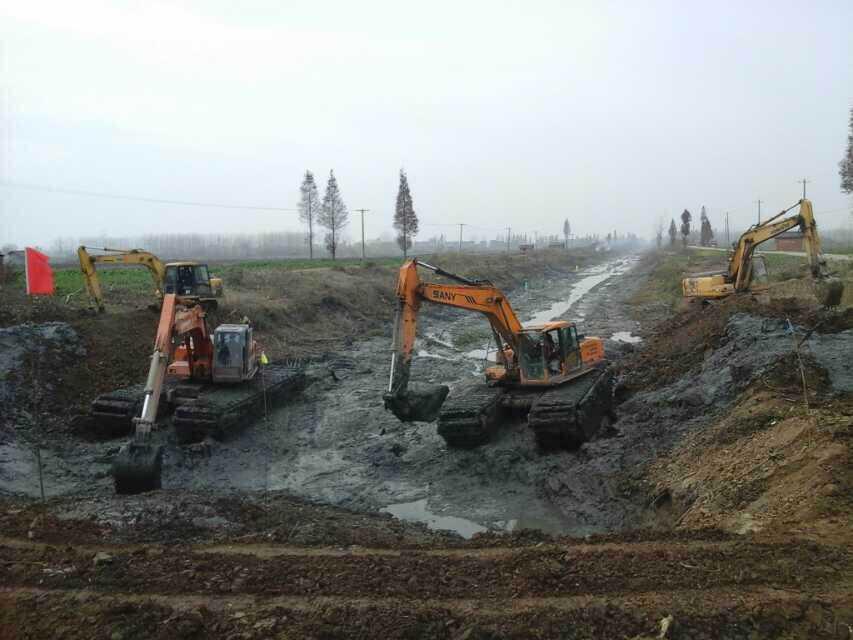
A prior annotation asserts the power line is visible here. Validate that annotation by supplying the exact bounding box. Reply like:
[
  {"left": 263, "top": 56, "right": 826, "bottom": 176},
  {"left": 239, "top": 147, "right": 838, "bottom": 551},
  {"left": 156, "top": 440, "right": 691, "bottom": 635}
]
[{"left": 0, "top": 181, "right": 299, "bottom": 212}]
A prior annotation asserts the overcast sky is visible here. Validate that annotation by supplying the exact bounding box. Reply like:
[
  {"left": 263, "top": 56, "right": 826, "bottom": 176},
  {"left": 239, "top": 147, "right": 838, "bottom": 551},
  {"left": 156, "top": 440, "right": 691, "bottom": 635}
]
[{"left": 1, "top": 0, "right": 852, "bottom": 249}]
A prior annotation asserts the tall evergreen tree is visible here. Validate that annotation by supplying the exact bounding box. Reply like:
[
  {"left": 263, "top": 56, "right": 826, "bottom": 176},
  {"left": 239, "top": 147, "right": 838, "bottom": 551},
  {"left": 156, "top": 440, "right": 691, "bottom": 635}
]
[
  {"left": 562, "top": 219, "right": 571, "bottom": 248},
  {"left": 318, "top": 170, "right": 349, "bottom": 260},
  {"left": 699, "top": 206, "right": 714, "bottom": 246},
  {"left": 668, "top": 219, "right": 677, "bottom": 246},
  {"left": 841, "top": 107, "right": 853, "bottom": 195},
  {"left": 393, "top": 169, "right": 418, "bottom": 257},
  {"left": 298, "top": 171, "right": 319, "bottom": 259},
  {"left": 680, "top": 209, "right": 692, "bottom": 248}
]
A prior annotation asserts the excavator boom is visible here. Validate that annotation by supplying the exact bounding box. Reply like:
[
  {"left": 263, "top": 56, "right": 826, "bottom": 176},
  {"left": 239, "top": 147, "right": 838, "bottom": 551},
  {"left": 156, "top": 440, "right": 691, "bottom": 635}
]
[{"left": 78, "top": 246, "right": 166, "bottom": 312}]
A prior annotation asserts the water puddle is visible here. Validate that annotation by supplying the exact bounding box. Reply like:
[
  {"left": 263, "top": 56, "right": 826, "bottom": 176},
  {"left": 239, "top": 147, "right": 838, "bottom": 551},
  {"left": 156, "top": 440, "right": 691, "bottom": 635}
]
[
  {"left": 526, "top": 259, "right": 635, "bottom": 326},
  {"left": 611, "top": 331, "right": 643, "bottom": 344},
  {"left": 381, "top": 499, "right": 488, "bottom": 538}
]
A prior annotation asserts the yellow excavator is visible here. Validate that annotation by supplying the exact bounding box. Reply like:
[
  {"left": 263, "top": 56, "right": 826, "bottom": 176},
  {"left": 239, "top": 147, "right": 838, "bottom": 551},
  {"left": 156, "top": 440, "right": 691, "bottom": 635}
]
[
  {"left": 383, "top": 259, "right": 615, "bottom": 450},
  {"left": 77, "top": 246, "right": 223, "bottom": 312},
  {"left": 682, "top": 199, "right": 843, "bottom": 307}
]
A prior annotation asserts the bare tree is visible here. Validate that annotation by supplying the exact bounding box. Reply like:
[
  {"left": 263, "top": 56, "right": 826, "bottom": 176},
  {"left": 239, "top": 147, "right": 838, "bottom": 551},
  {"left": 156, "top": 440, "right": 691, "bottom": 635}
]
[
  {"left": 655, "top": 218, "right": 664, "bottom": 249},
  {"left": 298, "top": 171, "right": 319, "bottom": 259},
  {"left": 668, "top": 219, "right": 677, "bottom": 246},
  {"left": 318, "top": 170, "right": 349, "bottom": 260}
]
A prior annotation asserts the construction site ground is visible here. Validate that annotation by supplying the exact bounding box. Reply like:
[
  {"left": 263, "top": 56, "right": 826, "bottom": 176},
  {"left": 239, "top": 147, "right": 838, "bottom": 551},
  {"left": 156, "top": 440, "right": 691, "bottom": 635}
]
[{"left": 1, "top": 248, "right": 852, "bottom": 638}]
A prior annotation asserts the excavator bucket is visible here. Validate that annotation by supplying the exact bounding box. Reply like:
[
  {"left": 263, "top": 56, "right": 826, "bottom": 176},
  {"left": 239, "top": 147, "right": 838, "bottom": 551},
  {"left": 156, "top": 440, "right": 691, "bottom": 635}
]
[
  {"left": 112, "top": 442, "right": 163, "bottom": 495},
  {"left": 814, "top": 277, "right": 844, "bottom": 308},
  {"left": 383, "top": 384, "right": 450, "bottom": 423}
]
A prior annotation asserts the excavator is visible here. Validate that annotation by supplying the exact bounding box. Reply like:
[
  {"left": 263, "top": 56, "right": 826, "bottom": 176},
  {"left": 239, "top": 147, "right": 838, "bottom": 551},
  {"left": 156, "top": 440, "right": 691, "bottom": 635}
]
[
  {"left": 77, "top": 246, "right": 223, "bottom": 312},
  {"left": 383, "top": 259, "right": 615, "bottom": 450},
  {"left": 109, "top": 293, "right": 304, "bottom": 494},
  {"left": 682, "top": 199, "right": 843, "bottom": 307}
]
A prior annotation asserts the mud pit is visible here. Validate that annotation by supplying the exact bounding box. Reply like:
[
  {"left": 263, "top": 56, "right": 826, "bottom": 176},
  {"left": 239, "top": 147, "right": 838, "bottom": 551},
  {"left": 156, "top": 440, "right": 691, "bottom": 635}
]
[
  {"left": 165, "top": 257, "right": 649, "bottom": 536},
  {"left": 3, "top": 254, "right": 850, "bottom": 542}
]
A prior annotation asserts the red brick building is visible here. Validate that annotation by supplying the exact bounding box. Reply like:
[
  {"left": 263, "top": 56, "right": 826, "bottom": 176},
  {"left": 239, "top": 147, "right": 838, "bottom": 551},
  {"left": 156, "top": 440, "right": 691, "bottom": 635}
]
[{"left": 775, "top": 231, "right": 804, "bottom": 251}]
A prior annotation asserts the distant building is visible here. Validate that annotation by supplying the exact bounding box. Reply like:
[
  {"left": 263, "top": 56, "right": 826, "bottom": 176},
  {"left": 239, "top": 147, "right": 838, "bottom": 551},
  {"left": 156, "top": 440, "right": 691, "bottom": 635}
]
[{"left": 774, "top": 231, "right": 804, "bottom": 251}]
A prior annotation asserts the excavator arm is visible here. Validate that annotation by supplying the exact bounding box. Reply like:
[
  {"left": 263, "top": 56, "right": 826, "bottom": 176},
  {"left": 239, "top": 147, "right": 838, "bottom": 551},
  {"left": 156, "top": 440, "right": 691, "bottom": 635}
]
[
  {"left": 78, "top": 246, "right": 166, "bottom": 312},
  {"left": 134, "top": 293, "right": 178, "bottom": 434},
  {"left": 386, "top": 259, "right": 528, "bottom": 421}
]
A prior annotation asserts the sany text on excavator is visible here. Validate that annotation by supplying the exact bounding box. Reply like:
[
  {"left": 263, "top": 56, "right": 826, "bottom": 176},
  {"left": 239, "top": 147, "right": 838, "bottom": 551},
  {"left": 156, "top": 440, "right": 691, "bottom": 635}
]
[
  {"left": 77, "top": 246, "right": 223, "bottom": 312},
  {"left": 383, "top": 260, "right": 615, "bottom": 450},
  {"left": 682, "top": 199, "right": 843, "bottom": 307},
  {"left": 112, "top": 293, "right": 260, "bottom": 494}
]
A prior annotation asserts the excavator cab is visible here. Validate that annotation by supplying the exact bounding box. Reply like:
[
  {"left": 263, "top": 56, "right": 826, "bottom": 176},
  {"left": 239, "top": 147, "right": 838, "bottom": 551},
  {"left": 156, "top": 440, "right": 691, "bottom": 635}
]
[
  {"left": 212, "top": 325, "right": 258, "bottom": 383},
  {"left": 164, "top": 263, "right": 214, "bottom": 298},
  {"left": 519, "top": 323, "right": 587, "bottom": 385}
]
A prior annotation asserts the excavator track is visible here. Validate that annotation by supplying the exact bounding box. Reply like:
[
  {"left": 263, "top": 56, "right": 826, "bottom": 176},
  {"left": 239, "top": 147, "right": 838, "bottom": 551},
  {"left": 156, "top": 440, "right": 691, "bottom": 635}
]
[
  {"left": 173, "top": 364, "right": 307, "bottom": 444},
  {"left": 437, "top": 378, "right": 506, "bottom": 448},
  {"left": 89, "top": 381, "right": 178, "bottom": 438},
  {"left": 527, "top": 365, "right": 615, "bottom": 451}
]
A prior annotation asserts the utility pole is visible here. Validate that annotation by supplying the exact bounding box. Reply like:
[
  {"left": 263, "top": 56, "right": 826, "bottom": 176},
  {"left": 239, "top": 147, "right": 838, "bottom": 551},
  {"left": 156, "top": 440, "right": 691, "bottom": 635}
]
[
  {"left": 354, "top": 209, "right": 369, "bottom": 259},
  {"left": 756, "top": 199, "right": 762, "bottom": 225},
  {"left": 798, "top": 178, "right": 810, "bottom": 199},
  {"left": 458, "top": 223, "right": 465, "bottom": 253},
  {"left": 505, "top": 226, "right": 511, "bottom": 254},
  {"left": 725, "top": 212, "right": 730, "bottom": 247}
]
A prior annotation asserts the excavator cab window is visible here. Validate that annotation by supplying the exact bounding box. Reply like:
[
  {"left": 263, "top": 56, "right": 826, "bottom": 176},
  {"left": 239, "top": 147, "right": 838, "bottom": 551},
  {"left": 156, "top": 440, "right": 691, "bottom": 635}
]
[
  {"left": 193, "top": 265, "right": 212, "bottom": 296},
  {"left": 213, "top": 328, "right": 247, "bottom": 381},
  {"left": 544, "top": 330, "right": 562, "bottom": 375},
  {"left": 519, "top": 334, "right": 546, "bottom": 381},
  {"left": 558, "top": 326, "right": 582, "bottom": 373},
  {"left": 750, "top": 256, "right": 769, "bottom": 285}
]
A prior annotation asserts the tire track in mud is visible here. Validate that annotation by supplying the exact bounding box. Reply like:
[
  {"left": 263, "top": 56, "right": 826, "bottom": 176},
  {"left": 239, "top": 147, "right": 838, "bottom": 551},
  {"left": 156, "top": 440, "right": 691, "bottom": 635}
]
[
  {"left": 2, "top": 536, "right": 851, "bottom": 639},
  {"left": 1, "top": 537, "right": 848, "bottom": 599}
]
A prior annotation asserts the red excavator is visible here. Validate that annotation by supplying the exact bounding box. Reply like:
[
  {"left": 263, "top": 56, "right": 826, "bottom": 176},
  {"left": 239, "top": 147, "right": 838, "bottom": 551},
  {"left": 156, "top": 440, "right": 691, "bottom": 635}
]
[
  {"left": 384, "top": 259, "right": 615, "bottom": 449},
  {"left": 112, "top": 294, "right": 261, "bottom": 494}
]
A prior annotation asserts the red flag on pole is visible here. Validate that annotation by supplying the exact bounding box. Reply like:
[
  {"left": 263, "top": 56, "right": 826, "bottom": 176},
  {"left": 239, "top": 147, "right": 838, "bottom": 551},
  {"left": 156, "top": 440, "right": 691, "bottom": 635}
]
[{"left": 24, "top": 247, "right": 55, "bottom": 296}]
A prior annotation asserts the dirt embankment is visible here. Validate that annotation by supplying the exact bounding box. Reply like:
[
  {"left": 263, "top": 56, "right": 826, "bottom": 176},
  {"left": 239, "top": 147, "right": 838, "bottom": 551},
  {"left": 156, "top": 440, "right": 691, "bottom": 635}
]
[{"left": 620, "top": 254, "right": 853, "bottom": 543}]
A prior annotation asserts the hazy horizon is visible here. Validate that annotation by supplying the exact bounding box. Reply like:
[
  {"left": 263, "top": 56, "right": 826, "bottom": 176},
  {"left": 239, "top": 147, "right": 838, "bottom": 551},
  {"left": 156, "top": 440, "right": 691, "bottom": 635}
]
[{"left": 1, "top": 1, "right": 852, "bottom": 250}]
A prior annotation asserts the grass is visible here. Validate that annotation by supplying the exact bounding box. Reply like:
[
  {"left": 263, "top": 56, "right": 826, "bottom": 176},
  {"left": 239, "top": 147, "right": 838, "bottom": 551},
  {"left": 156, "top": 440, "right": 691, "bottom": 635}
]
[
  {"left": 8, "top": 266, "right": 156, "bottom": 297},
  {"left": 630, "top": 252, "right": 696, "bottom": 308}
]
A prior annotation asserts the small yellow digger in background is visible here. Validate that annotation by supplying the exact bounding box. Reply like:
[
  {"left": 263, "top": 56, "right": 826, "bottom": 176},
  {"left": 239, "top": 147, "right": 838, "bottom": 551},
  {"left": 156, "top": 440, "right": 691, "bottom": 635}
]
[
  {"left": 77, "top": 246, "right": 223, "bottom": 312},
  {"left": 682, "top": 199, "right": 843, "bottom": 307}
]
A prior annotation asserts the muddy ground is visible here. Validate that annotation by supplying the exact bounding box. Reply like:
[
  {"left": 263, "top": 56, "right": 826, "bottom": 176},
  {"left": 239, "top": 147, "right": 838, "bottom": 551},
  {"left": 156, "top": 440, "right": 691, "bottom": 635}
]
[{"left": 2, "top": 248, "right": 853, "bottom": 638}]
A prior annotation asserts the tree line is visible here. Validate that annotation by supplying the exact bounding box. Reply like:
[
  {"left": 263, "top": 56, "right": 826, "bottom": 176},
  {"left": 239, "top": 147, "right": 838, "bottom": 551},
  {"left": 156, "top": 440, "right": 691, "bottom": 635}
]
[{"left": 298, "top": 169, "right": 419, "bottom": 260}]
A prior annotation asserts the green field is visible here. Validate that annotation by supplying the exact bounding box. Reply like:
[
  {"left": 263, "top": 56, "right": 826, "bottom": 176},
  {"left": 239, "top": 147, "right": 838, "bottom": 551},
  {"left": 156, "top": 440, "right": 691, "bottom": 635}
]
[{"left": 7, "top": 255, "right": 410, "bottom": 298}]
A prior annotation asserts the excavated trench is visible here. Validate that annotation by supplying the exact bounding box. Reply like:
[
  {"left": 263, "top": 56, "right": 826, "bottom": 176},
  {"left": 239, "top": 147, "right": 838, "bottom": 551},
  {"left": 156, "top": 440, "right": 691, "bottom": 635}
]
[{"left": 5, "top": 254, "right": 850, "bottom": 540}]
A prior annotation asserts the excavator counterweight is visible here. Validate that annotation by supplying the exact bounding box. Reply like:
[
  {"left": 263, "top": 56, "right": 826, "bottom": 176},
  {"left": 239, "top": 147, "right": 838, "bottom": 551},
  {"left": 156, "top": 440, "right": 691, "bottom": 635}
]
[{"left": 384, "top": 260, "right": 615, "bottom": 450}]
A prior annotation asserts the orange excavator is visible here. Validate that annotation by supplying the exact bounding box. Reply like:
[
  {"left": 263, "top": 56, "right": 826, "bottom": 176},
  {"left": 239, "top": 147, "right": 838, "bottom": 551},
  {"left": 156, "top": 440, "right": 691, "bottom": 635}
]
[
  {"left": 384, "top": 260, "right": 615, "bottom": 449},
  {"left": 111, "top": 293, "right": 260, "bottom": 494}
]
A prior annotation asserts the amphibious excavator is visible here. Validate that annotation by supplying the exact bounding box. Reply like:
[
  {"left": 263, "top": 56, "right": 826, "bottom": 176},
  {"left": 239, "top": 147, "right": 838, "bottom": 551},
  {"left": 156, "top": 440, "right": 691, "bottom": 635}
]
[
  {"left": 77, "top": 246, "right": 223, "bottom": 312},
  {"left": 383, "top": 259, "right": 615, "bottom": 450},
  {"left": 682, "top": 199, "right": 843, "bottom": 307},
  {"left": 106, "top": 293, "right": 304, "bottom": 494}
]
